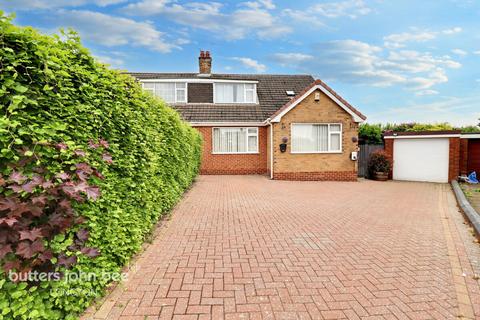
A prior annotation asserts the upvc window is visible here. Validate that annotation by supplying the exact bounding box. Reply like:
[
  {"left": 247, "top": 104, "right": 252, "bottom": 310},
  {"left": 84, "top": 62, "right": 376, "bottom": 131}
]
[
  {"left": 214, "top": 83, "right": 256, "bottom": 103},
  {"left": 212, "top": 127, "right": 258, "bottom": 154},
  {"left": 142, "top": 82, "right": 187, "bottom": 103},
  {"left": 291, "top": 123, "right": 342, "bottom": 153}
]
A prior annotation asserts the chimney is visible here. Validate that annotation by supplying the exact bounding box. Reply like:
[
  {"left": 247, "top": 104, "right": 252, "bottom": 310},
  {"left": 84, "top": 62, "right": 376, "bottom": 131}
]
[{"left": 199, "top": 50, "right": 212, "bottom": 75}]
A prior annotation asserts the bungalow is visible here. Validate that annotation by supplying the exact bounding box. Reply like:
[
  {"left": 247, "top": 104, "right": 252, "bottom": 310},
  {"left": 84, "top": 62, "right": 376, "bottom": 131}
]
[{"left": 130, "top": 51, "right": 366, "bottom": 181}]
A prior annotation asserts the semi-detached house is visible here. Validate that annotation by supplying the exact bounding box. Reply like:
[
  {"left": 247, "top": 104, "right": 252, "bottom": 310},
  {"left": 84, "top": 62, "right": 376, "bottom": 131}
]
[{"left": 131, "top": 51, "right": 367, "bottom": 181}]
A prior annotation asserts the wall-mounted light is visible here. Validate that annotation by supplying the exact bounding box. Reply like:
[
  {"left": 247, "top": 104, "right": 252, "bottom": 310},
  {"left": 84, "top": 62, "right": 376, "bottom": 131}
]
[{"left": 280, "top": 136, "right": 288, "bottom": 153}]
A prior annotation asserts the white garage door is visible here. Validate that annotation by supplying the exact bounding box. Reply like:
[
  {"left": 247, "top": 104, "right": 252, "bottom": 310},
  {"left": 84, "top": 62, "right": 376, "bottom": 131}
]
[{"left": 393, "top": 138, "right": 450, "bottom": 183}]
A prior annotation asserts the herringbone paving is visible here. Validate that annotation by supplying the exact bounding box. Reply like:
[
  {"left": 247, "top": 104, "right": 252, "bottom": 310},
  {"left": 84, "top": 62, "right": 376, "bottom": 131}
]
[{"left": 83, "top": 176, "right": 480, "bottom": 319}]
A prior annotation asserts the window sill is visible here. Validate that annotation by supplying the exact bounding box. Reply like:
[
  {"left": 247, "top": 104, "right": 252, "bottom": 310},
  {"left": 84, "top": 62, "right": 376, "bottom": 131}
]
[
  {"left": 290, "top": 151, "right": 343, "bottom": 154},
  {"left": 212, "top": 152, "right": 260, "bottom": 155}
]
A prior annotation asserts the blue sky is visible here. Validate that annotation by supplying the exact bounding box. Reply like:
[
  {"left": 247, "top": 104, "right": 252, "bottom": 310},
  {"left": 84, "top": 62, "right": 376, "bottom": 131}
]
[{"left": 1, "top": 0, "right": 479, "bottom": 126}]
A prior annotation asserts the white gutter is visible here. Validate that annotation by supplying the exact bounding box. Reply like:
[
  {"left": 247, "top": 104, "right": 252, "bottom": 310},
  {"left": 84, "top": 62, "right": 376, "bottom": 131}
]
[
  {"left": 190, "top": 122, "right": 266, "bottom": 127},
  {"left": 266, "top": 118, "right": 274, "bottom": 180},
  {"left": 384, "top": 134, "right": 461, "bottom": 139}
]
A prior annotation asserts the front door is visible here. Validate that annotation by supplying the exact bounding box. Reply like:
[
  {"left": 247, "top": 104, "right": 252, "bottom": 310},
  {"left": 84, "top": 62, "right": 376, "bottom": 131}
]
[{"left": 468, "top": 139, "right": 480, "bottom": 175}]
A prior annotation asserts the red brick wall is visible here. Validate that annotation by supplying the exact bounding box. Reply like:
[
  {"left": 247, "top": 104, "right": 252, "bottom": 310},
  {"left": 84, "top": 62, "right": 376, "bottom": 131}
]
[
  {"left": 383, "top": 139, "right": 394, "bottom": 179},
  {"left": 449, "top": 137, "right": 460, "bottom": 181},
  {"left": 273, "top": 171, "right": 357, "bottom": 181},
  {"left": 195, "top": 126, "right": 268, "bottom": 175},
  {"left": 460, "top": 139, "right": 469, "bottom": 175}
]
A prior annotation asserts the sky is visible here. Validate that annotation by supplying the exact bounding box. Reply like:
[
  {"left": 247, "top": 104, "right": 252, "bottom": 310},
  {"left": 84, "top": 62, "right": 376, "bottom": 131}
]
[{"left": 1, "top": 0, "right": 479, "bottom": 126}]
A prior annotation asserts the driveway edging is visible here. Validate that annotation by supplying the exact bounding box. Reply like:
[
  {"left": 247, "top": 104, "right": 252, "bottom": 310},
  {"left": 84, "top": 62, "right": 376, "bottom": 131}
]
[{"left": 451, "top": 180, "right": 480, "bottom": 237}]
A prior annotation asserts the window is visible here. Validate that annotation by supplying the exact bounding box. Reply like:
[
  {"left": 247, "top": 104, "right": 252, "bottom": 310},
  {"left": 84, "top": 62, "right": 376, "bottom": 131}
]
[
  {"left": 291, "top": 123, "right": 342, "bottom": 153},
  {"left": 212, "top": 127, "right": 258, "bottom": 153},
  {"left": 214, "top": 83, "right": 256, "bottom": 103},
  {"left": 142, "top": 82, "right": 187, "bottom": 103}
]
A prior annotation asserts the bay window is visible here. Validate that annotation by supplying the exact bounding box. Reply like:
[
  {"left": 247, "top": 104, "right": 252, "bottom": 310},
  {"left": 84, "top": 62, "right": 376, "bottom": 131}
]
[
  {"left": 291, "top": 123, "right": 342, "bottom": 153},
  {"left": 212, "top": 127, "right": 258, "bottom": 154},
  {"left": 142, "top": 82, "right": 186, "bottom": 103},
  {"left": 214, "top": 83, "right": 256, "bottom": 103}
]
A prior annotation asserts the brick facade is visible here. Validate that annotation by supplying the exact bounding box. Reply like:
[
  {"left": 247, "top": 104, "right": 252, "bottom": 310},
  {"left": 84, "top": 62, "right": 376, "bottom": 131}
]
[
  {"left": 449, "top": 137, "right": 460, "bottom": 181},
  {"left": 195, "top": 126, "right": 268, "bottom": 175},
  {"left": 460, "top": 139, "right": 469, "bottom": 175},
  {"left": 271, "top": 88, "right": 359, "bottom": 181},
  {"left": 384, "top": 139, "right": 394, "bottom": 179},
  {"left": 273, "top": 171, "right": 357, "bottom": 181}
]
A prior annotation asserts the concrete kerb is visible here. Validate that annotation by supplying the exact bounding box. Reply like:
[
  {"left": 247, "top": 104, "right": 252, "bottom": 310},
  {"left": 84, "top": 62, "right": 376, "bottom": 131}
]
[{"left": 451, "top": 180, "right": 480, "bottom": 238}]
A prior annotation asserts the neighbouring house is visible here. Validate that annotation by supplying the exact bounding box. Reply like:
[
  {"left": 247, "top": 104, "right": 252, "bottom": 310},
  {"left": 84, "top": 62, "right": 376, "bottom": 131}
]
[
  {"left": 130, "top": 51, "right": 366, "bottom": 181},
  {"left": 460, "top": 132, "right": 480, "bottom": 176}
]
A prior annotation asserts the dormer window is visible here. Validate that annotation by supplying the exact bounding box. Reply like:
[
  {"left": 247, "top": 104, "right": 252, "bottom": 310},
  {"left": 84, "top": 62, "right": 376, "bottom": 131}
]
[
  {"left": 142, "top": 82, "right": 187, "bottom": 103},
  {"left": 214, "top": 83, "right": 256, "bottom": 103}
]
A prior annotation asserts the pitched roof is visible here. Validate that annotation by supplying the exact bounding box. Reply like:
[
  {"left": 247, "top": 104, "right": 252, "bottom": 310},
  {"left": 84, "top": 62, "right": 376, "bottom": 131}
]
[
  {"left": 129, "top": 73, "right": 366, "bottom": 123},
  {"left": 270, "top": 79, "right": 366, "bottom": 122},
  {"left": 130, "top": 73, "right": 314, "bottom": 122}
]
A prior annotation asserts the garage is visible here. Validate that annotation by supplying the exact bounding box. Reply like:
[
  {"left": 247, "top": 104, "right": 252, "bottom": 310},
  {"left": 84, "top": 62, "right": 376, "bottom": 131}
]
[
  {"left": 384, "top": 131, "right": 461, "bottom": 183},
  {"left": 467, "top": 136, "right": 480, "bottom": 174}
]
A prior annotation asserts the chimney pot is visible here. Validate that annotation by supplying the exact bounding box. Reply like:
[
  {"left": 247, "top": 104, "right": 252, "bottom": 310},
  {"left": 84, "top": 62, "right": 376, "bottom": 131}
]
[{"left": 199, "top": 50, "right": 212, "bottom": 75}]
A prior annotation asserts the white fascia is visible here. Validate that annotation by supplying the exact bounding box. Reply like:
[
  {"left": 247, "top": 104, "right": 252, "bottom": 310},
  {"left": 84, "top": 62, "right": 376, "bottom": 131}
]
[{"left": 271, "top": 84, "right": 364, "bottom": 123}]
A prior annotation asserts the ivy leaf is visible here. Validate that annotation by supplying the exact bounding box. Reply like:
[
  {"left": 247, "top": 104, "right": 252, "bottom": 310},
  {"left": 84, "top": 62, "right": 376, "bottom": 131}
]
[
  {"left": 98, "top": 139, "right": 109, "bottom": 148},
  {"left": 55, "top": 142, "right": 68, "bottom": 150},
  {"left": 76, "top": 228, "right": 89, "bottom": 242},
  {"left": 102, "top": 153, "right": 113, "bottom": 164},
  {"left": 80, "top": 247, "right": 100, "bottom": 258},
  {"left": 57, "top": 254, "right": 77, "bottom": 268},
  {"left": 85, "top": 186, "right": 100, "bottom": 200},
  {"left": 88, "top": 139, "right": 99, "bottom": 149},
  {"left": 0, "top": 217, "right": 18, "bottom": 227},
  {"left": 74, "top": 149, "right": 86, "bottom": 157},
  {"left": 0, "top": 197, "right": 20, "bottom": 212},
  {"left": 55, "top": 172, "right": 70, "bottom": 180},
  {"left": 0, "top": 244, "right": 13, "bottom": 259},
  {"left": 16, "top": 240, "right": 44, "bottom": 259},
  {"left": 19, "top": 227, "right": 43, "bottom": 241},
  {"left": 9, "top": 171, "right": 27, "bottom": 184}
]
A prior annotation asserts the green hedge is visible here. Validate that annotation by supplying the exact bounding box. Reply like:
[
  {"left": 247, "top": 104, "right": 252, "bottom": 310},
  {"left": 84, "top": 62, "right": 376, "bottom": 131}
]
[{"left": 0, "top": 13, "right": 202, "bottom": 319}]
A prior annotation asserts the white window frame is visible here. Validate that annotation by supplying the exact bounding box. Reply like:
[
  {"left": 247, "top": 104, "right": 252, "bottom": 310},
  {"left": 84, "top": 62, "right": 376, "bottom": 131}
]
[
  {"left": 212, "top": 127, "right": 259, "bottom": 154},
  {"left": 290, "top": 123, "right": 343, "bottom": 154},
  {"left": 141, "top": 82, "right": 188, "bottom": 103},
  {"left": 213, "top": 83, "right": 257, "bottom": 104}
]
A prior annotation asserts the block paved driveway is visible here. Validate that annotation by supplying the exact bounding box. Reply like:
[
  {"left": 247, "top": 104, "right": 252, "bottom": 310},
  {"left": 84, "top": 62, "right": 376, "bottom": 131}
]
[{"left": 85, "top": 176, "right": 480, "bottom": 320}]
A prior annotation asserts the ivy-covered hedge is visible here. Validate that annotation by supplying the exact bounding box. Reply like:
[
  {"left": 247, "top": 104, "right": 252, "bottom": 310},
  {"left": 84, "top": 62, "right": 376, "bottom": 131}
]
[{"left": 0, "top": 13, "right": 202, "bottom": 319}]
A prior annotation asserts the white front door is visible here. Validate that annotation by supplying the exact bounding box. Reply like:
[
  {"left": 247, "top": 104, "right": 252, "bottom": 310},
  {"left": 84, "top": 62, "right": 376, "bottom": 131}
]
[{"left": 393, "top": 138, "right": 450, "bottom": 183}]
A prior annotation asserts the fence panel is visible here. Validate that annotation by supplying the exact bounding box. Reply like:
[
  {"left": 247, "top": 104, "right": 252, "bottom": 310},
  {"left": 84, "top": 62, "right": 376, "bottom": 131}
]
[{"left": 358, "top": 144, "right": 384, "bottom": 177}]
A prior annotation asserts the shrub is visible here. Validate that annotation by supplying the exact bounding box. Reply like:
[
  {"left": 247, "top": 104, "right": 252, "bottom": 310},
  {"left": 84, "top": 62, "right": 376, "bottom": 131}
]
[
  {"left": 359, "top": 123, "right": 383, "bottom": 144},
  {"left": 0, "top": 13, "right": 202, "bottom": 319},
  {"left": 367, "top": 150, "right": 392, "bottom": 176}
]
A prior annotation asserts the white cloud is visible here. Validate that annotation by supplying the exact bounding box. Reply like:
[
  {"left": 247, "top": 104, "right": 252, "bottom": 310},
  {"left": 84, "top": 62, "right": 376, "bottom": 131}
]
[
  {"left": 272, "top": 53, "right": 314, "bottom": 66},
  {"left": 312, "top": 0, "right": 371, "bottom": 18},
  {"left": 415, "top": 89, "right": 439, "bottom": 96},
  {"left": 232, "top": 57, "right": 267, "bottom": 73},
  {"left": 283, "top": 0, "right": 370, "bottom": 27},
  {"left": 368, "top": 96, "right": 480, "bottom": 126},
  {"left": 56, "top": 10, "right": 176, "bottom": 53},
  {"left": 274, "top": 40, "right": 461, "bottom": 92},
  {"left": 384, "top": 31, "right": 437, "bottom": 49},
  {"left": 442, "top": 27, "right": 462, "bottom": 34},
  {"left": 94, "top": 54, "right": 124, "bottom": 68},
  {"left": 451, "top": 48, "right": 468, "bottom": 56},
  {"left": 122, "top": 0, "right": 290, "bottom": 40},
  {"left": 0, "top": 0, "right": 126, "bottom": 9},
  {"left": 282, "top": 9, "right": 326, "bottom": 27},
  {"left": 384, "top": 27, "right": 463, "bottom": 48}
]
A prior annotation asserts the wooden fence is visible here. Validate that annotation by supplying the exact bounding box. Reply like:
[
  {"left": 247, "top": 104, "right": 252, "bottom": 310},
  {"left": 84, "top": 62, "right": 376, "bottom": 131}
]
[{"left": 358, "top": 144, "right": 384, "bottom": 177}]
